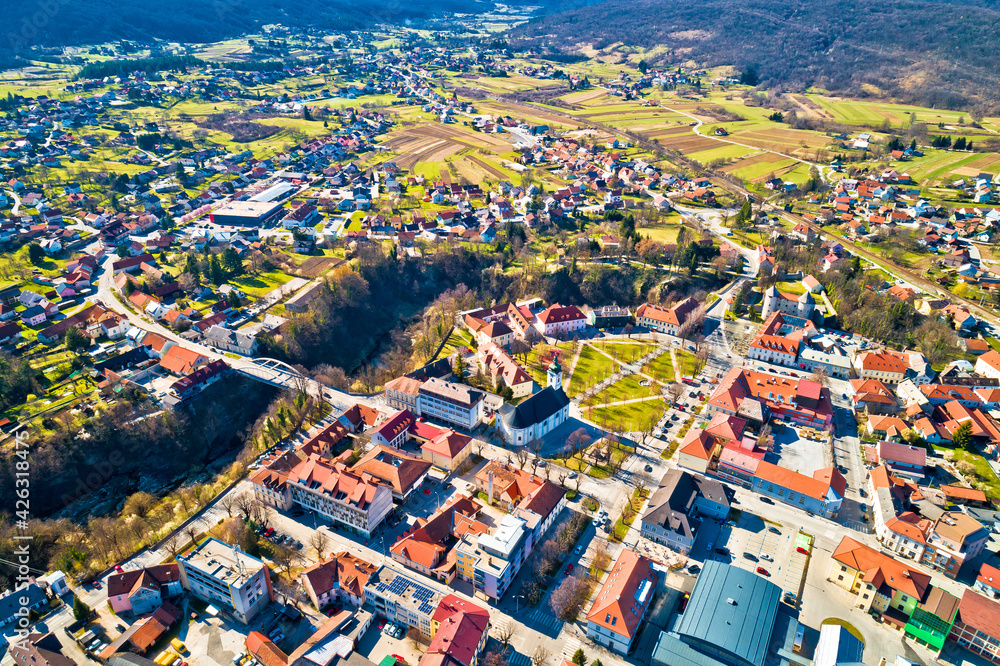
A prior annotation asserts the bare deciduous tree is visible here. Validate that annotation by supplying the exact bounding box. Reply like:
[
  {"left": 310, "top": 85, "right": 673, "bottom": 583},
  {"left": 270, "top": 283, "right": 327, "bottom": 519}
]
[{"left": 310, "top": 531, "right": 330, "bottom": 560}]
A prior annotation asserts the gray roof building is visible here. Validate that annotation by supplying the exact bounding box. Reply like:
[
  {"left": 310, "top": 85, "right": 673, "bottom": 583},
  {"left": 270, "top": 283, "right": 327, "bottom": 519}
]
[
  {"left": 652, "top": 561, "right": 791, "bottom": 666},
  {"left": 642, "top": 469, "right": 730, "bottom": 543}
]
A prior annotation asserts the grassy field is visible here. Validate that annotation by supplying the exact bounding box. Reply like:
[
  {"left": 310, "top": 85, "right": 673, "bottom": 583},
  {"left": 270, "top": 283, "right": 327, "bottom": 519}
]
[
  {"left": 228, "top": 270, "right": 294, "bottom": 297},
  {"left": 584, "top": 373, "right": 661, "bottom": 406},
  {"left": 642, "top": 353, "right": 675, "bottom": 384},
  {"left": 677, "top": 350, "right": 702, "bottom": 379},
  {"left": 587, "top": 399, "right": 664, "bottom": 432},
  {"left": 568, "top": 345, "right": 619, "bottom": 396},
  {"left": 590, "top": 341, "right": 657, "bottom": 363}
]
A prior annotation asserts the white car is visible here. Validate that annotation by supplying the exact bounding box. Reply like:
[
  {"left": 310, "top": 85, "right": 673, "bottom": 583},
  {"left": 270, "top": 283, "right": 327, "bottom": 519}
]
[{"left": 760, "top": 553, "right": 773, "bottom": 562}]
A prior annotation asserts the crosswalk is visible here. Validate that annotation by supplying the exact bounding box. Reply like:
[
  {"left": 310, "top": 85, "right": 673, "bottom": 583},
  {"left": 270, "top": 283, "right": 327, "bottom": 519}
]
[
  {"left": 526, "top": 607, "right": 564, "bottom": 632},
  {"left": 507, "top": 651, "right": 531, "bottom": 666},
  {"left": 562, "top": 637, "right": 584, "bottom": 662}
]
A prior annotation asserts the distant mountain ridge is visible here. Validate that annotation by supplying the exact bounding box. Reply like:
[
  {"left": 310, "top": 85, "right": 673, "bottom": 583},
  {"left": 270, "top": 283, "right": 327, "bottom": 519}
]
[{"left": 509, "top": 0, "right": 1000, "bottom": 109}]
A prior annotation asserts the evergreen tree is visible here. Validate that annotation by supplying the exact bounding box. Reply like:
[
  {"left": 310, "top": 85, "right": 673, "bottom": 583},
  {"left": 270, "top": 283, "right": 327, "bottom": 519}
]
[
  {"left": 952, "top": 421, "right": 973, "bottom": 450},
  {"left": 221, "top": 247, "right": 243, "bottom": 276},
  {"left": 208, "top": 254, "right": 225, "bottom": 285},
  {"left": 185, "top": 254, "right": 200, "bottom": 280}
]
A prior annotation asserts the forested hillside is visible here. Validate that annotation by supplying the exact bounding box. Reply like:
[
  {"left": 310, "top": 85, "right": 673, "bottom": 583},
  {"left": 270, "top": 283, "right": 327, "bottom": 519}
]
[
  {"left": 510, "top": 0, "right": 1000, "bottom": 109},
  {"left": 5, "top": 0, "right": 487, "bottom": 51}
]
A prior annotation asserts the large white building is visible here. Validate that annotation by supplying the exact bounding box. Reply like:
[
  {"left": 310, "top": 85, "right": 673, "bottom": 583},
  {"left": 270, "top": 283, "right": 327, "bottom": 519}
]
[
  {"left": 497, "top": 360, "right": 569, "bottom": 445},
  {"left": 417, "top": 378, "right": 486, "bottom": 430},
  {"left": 177, "top": 537, "right": 272, "bottom": 624},
  {"left": 760, "top": 286, "right": 816, "bottom": 320}
]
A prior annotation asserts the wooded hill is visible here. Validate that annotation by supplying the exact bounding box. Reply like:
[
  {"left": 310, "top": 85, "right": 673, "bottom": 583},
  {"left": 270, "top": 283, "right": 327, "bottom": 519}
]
[{"left": 509, "top": 0, "right": 1000, "bottom": 110}]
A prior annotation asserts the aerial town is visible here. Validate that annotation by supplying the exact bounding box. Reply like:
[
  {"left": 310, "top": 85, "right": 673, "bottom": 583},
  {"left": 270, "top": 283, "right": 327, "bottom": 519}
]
[{"left": 1, "top": 13, "right": 1000, "bottom": 666}]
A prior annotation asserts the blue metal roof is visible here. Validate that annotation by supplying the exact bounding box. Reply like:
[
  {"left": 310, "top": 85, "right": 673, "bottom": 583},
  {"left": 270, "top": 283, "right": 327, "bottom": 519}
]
[{"left": 675, "top": 560, "right": 781, "bottom": 666}]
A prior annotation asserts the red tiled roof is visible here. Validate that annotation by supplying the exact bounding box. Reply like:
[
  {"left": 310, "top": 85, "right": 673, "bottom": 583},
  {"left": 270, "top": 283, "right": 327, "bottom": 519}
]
[
  {"left": 956, "top": 588, "right": 1000, "bottom": 639},
  {"left": 585, "top": 550, "right": 657, "bottom": 639},
  {"left": 245, "top": 631, "right": 288, "bottom": 666},
  {"left": 832, "top": 536, "right": 930, "bottom": 599}
]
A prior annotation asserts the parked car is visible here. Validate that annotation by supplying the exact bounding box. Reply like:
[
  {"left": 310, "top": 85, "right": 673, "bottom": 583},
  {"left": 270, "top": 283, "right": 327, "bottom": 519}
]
[
  {"left": 756, "top": 567, "right": 770, "bottom": 576},
  {"left": 644, "top": 464, "right": 653, "bottom": 472},
  {"left": 768, "top": 526, "right": 781, "bottom": 535},
  {"left": 565, "top": 563, "right": 574, "bottom": 574},
  {"left": 760, "top": 497, "right": 775, "bottom": 505},
  {"left": 743, "top": 552, "right": 757, "bottom": 561},
  {"left": 760, "top": 553, "right": 774, "bottom": 562},
  {"left": 714, "top": 547, "right": 729, "bottom": 556}
]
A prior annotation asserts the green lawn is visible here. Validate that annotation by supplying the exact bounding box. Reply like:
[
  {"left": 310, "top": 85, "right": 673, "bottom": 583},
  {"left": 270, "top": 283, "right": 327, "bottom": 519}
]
[
  {"left": 591, "top": 341, "right": 657, "bottom": 364},
  {"left": 228, "top": 270, "right": 293, "bottom": 298},
  {"left": 953, "top": 449, "right": 1000, "bottom": 503},
  {"left": 586, "top": 400, "right": 664, "bottom": 432},
  {"left": 568, "top": 345, "right": 619, "bottom": 396},
  {"left": 677, "top": 350, "right": 702, "bottom": 379},
  {"left": 525, "top": 342, "right": 569, "bottom": 385},
  {"left": 642, "top": 353, "right": 675, "bottom": 383},
  {"left": 584, "top": 374, "right": 661, "bottom": 407},
  {"left": 436, "top": 328, "right": 475, "bottom": 361}
]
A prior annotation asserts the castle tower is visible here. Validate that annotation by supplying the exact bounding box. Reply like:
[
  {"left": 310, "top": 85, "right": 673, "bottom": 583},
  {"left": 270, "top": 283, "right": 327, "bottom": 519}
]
[{"left": 547, "top": 357, "right": 563, "bottom": 390}]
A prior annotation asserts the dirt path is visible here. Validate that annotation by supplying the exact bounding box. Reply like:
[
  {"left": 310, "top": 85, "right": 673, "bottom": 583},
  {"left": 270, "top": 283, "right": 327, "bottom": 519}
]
[{"left": 439, "top": 167, "right": 451, "bottom": 185}]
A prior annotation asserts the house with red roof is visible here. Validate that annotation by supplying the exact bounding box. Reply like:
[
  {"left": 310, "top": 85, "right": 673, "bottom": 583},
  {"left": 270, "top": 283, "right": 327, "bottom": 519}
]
[
  {"left": 390, "top": 495, "right": 489, "bottom": 584},
  {"left": 974, "top": 563, "right": 1000, "bottom": 599},
  {"left": 535, "top": 303, "right": 586, "bottom": 338},
  {"left": 585, "top": 550, "right": 658, "bottom": 654},
  {"left": 949, "top": 589, "right": 1000, "bottom": 663},
  {"left": 829, "top": 536, "right": 931, "bottom": 621},
  {"left": 370, "top": 409, "right": 417, "bottom": 448},
  {"left": 421, "top": 596, "right": 490, "bottom": 666},
  {"left": 106, "top": 564, "right": 180, "bottom": 615},
  {"left": 851, "top": 378, "right": 899, "bottom": 414},
  {"left": 299, "top": 552, "right": 378, "bottom": 611},
  {"left": 706, "top": 367, "right": 833, "bottom": 431},
  {"left": 351, "top": 444, "right": 432, "bottom": 501},
  {"left": 245, "top": 631, "right": 288, "bottom": 666}
]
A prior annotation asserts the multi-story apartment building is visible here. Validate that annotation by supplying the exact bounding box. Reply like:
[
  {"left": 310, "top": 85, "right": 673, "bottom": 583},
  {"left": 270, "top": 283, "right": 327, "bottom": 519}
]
[
  {"left": 177, "top": 538, "right": 273, "bottom": 624},
  {"left": 363, "top": 566, "right": 445, "bottom": 639},
  {"left": 921, "top": 512, "right": 991, "bottom": 579},
  {"left": 286, "top": 455, "right": 393, "bottom": 538},
  {"left": 417, "top": 378, "right": 485, "bottom": 430},
  {"left": 585, "top": 550, "right": 658, "bottom": 654},
  {"left": 456, "top": 514, "right": 529, "bottom": 602}
]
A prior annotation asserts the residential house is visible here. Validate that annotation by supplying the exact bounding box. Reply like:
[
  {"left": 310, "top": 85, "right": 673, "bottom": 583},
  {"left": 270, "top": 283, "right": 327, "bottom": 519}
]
[
  {"left": 107, "top": 564, "right": 181, "bottom": 615},
  {"left": 300, "top": 552, "right": 378, "bottom": 611}
]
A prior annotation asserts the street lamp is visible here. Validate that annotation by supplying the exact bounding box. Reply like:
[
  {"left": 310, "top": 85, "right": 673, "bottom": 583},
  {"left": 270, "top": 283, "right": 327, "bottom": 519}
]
[{"left": 513, "top": 594, "right": 525, "bottom": 613}]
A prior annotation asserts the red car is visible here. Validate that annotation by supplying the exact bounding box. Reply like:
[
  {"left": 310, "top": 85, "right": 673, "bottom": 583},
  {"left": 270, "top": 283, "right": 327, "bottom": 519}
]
[
  {"left": 423, "top": 488, "right": 431, "bottom": 495},
  {"left": 756, "top": 567, "right": 770, "bottom": 576},
  {"left": 796, "top": 546, "right": 809, "bottom": 555},
  {"left": 92, "top": 581, "right": 102, "bottom": 589},
  {"left": 392, "top": 656, "right": 406, "bottom": 665},
  {"left": 565, "top": 563, "right": 575, "bottom": 575},
  {"left": 113, "top": 565, "right": 123, "bottom": 573}
]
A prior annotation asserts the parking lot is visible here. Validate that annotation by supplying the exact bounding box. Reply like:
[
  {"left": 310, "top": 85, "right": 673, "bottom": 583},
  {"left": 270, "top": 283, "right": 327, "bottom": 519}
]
[
  {"left": 355, "top": 614, "right": 425, "bottom": 666},
  {"left": 688, "top": 507, "right": 809, "bottom": 602}
]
